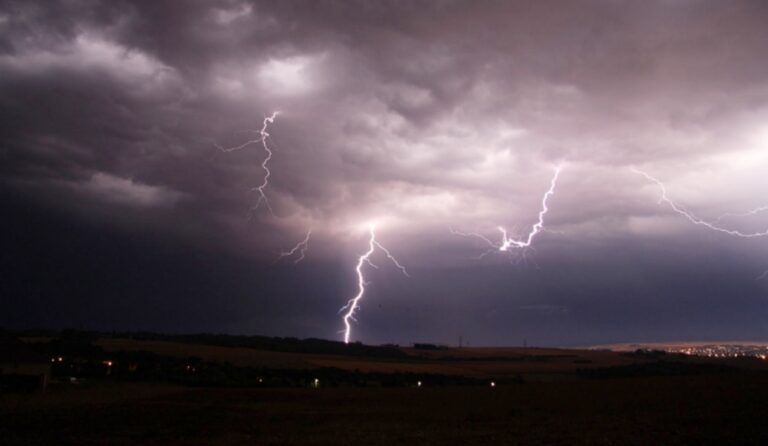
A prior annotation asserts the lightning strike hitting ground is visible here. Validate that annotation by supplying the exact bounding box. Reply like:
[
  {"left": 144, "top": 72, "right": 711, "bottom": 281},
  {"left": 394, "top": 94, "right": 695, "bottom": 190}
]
[
  {"left": 278, "top": 230, "right": 312, "bottom": 264},
  {"left": 451, "top": 167, "right": 562, "bottom": 256},
  {"left": 340, "top": 226, "right": 408, "bottom": 344},
  {"left": 215, "top": 112, "right": 280, "bottom": 215},
  {"left": 633, "top": 169, "right": 768, "bottom": 238}
]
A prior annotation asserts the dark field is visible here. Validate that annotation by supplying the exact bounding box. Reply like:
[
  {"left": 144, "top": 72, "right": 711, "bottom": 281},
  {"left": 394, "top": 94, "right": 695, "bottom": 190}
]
[
  {"left": 4, "top": 376, "right": 768, "bottom": 445},
  {"left": 4, "top": 334, "right": 768, "bottom": 445}
]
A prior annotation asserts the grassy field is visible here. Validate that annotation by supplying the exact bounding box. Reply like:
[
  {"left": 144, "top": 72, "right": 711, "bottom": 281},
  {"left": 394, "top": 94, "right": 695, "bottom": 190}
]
[
  {"left": 3, "top": 375, "right": 768, "bottom": 445},
  {"left": 95, "top": 337, "right": 767, "bottom": 378},
  {"left": 5, "top": 336, "right": 768, "bottom": 444},
  {"left": 95, "top": 338, "right": 658, "bottom": 378}
]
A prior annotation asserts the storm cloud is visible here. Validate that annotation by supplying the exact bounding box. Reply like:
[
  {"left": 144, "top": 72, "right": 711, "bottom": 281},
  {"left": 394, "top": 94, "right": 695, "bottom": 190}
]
[{"left": 2, "top": 0, "right": 768, "bottom": 345}]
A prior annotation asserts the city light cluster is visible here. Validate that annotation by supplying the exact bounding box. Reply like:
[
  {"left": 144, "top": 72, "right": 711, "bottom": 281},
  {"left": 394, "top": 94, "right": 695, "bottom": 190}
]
[{"left": 669, "top": 344, "right": 768, "bottom": 359}]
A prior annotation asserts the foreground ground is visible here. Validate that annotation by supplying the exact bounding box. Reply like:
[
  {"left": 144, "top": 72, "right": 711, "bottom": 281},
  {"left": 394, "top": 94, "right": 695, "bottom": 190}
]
[
  {"left": 5, "top": 335, "right": 768, "bottom": 444},
  {"left": 3, "top": 374, "right": 768, "bottom": 445}
]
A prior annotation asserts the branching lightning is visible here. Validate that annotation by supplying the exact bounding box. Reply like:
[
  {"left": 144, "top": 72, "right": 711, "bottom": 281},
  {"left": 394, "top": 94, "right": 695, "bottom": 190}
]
[
  {"left": 340, "top": 225, "right": 408, "bottom": 344},
  {"left": 635, "top": 169, "right": 768, "bottom": 280},
  {"left": 451, "top": 167, "right": 562, "bottom": 256},
  {"left": 633, "top": 168, "right": 768, "bottom": 238},
  {"left": 716, "top": 205, "right": 768, "bottom": 223},
  {"left": 215, "top": 111, "right": 280, "bottom": 215},
  {"left": 278, "top": 230, "right": 312, "bottom": 264}
]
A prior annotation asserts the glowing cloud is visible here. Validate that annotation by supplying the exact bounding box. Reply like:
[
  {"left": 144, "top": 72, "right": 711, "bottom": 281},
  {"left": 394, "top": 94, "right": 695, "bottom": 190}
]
[{"left": 258, "top": 54, "right": 323, "bottom": 95}]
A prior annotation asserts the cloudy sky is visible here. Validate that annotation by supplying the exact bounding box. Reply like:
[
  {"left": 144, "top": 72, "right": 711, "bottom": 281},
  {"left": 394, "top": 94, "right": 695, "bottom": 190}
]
[{"left": 2, "top": 0, "right": 768, "bottom": 346}]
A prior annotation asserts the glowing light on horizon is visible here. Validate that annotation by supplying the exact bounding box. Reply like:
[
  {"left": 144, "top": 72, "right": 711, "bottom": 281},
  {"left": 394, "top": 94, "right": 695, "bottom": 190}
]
[
  {"left": 451, "top": 167, "right": 562, "bottom": 256},
  {"left": 215, "top": 111, "right": 280, "bottom": 215},
  {"left": 340, "top": 225, "right": 408, "bottom": 344}
]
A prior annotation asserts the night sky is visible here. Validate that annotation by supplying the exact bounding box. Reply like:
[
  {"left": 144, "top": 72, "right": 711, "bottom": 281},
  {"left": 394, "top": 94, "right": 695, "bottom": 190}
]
[{"left": 2, "top": 0, "right": 768, "bottom": 346}]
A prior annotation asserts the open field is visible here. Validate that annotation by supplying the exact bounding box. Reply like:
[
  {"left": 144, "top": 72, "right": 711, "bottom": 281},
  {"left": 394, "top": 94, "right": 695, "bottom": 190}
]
[
  {"left": 5, "top": 335, "right": 768, "bottom": 444},
  {"left": 93, "top": 338, "right": 651, "bottom": 376},
  {"left": 3, "top": 376, "right": 768, "bottom": 445},
  {"left": 95, "top": 337, "right": 768, "bottom": 378}
]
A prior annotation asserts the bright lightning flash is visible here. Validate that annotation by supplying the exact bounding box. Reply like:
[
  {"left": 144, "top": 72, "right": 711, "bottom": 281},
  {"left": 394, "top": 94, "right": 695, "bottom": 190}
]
[
  {"left": 633, "top": 169, "right": 768, "bottom": 238},
  {"left": 278, "top": 230, "right": 312, "bottom": 264},
  {"left": 340, "top": 225, "right": 409, "bottom": 344},
  {"left": 216, "top": 111, "right": 280, "bottom": 215},
  {"left": 452, "top": 167, "right": 562, "bottom": 256}
]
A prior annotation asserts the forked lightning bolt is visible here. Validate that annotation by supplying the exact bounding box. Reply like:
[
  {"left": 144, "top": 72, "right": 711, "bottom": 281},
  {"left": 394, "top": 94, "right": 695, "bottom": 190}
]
[
  {"left": 278, "top": 230, "right": 312, "bottom": 264},
  {"left": 716, "top": 205, "right": 768, "bottom": 223},
  {"left": 633, "top": 169, "right": 768, "bottom": 238},
  {"left": 215, "top": 111, "right": 280, "bottom": 215},
  {"left": 451, "top": 167, "right": 562, "bottom": 255},
  {"left": 340, "top": 226, "right": 409, "bottom": 344}
]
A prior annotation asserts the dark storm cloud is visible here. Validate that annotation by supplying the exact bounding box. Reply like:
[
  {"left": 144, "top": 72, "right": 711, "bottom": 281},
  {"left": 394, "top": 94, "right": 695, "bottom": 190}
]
[{"left": 2, "top": 0, "right": 768, "bottom": 344}]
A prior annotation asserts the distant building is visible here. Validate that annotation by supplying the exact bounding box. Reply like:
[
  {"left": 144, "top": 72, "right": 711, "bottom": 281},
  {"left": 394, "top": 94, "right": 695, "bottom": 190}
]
[{"left": 0, "top": 335, "right": 50, "bottom": 392}]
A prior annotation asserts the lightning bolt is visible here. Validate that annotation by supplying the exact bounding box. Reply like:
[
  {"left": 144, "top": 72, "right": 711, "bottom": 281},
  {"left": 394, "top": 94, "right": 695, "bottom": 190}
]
[
  {"left": 716, "top": 205, "right": 768, "bottom": 223},
  {"left": 452, "top": 166, "right": 562, "bottom": 255},
  {"left": 633, "top": 168, "right": 768, "bottom": 238},
  {"left": 340, "top": 225, "right": 408, "bottom": 344},
  {"left": 215, "top": 111, "right": 280, "bottom": 215},
  {"left": 278, "top": 230, "right": 312, "bottom": 264}
]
